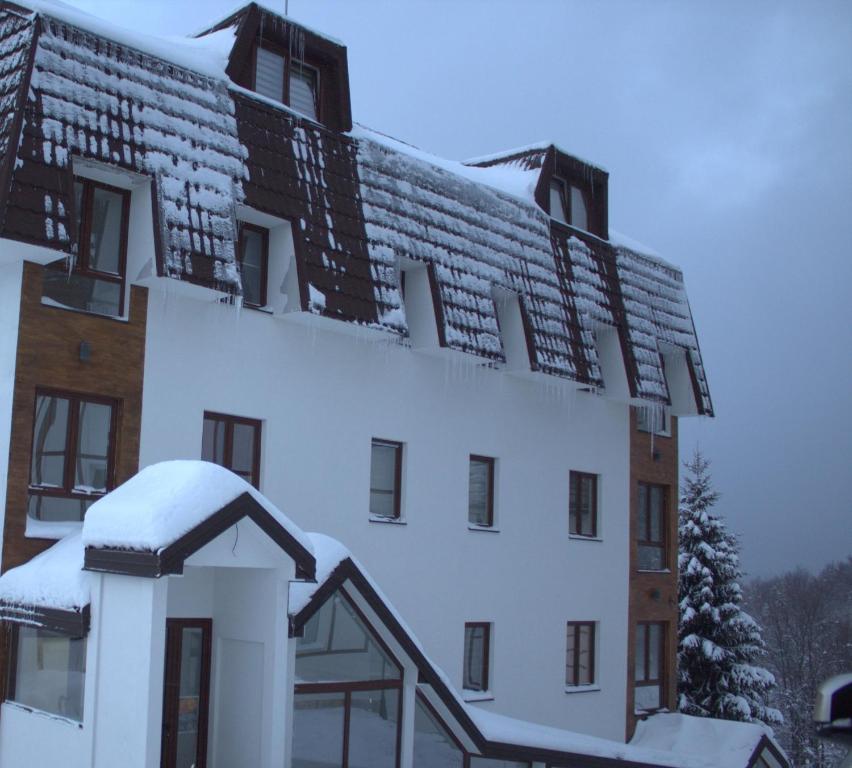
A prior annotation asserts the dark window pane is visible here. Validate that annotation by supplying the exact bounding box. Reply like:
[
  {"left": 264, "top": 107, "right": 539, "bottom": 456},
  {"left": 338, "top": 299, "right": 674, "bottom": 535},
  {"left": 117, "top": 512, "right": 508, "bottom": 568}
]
[
  {"left": 638, "top": 483, "right": 648, "bottom": 539},
  {"left": 413, "top": 696, "right": 464, "bottom": 768},
  {"left": 370, "top": 441, "right": 399, "bottom": 518},
  {"left": 570, "top": 185, "right": 588, "bottom": 231},
  {"left": 578, "top": 624, "right": 592, "bottom": 685},
  {"left": 292, "top": 692, "right": 345, "bottom": 768},
  {"left": 290, "top": 64, "right": 318, "bottom": 119},
  {"left": 296, "top": 592, "right": 401, "bottom": 683},
  {"left": 549, "top": 179, "right": 567, "bottom": 223},
  {"left": 75, "top": 400, "right": 112, "bottom": 492},
  {"left": 239, "top": 228, "right": 265, "bottom": 307},
  {"left": 30, "top": 395, "right": 69, "bottom": 488},
  {"left": 231, "top": 422, "right": 256, "bottom": 475},
  {"left": 201, "top": 417, "right": 226, "bottom": 466},
  {"left": 74, "top": 181, "right": 84, "bottom": 234},
  {"left": 463, "top": 625, "right": 487, "bottom": 691},
  {"left": 27, "top": 493, "right": 91, "bottom": 522},
  {"left": 649, "top": 486, "right": 664, "bottom": 542},
  {"left": 648, "top": 623, "right": 662, "bottom": 680},
  {"left": 635, "top": 624, "right": 646, "bottom": 681},
  {"left": 176, "top": 628, "right": 204, "bottom": 768},
  {"left": 638, "top": 544, "right": 664, "bottom": 571},
  {"left": 570, "top": 472, "right": 596, "bottom": 536},
  {"left": 88, "top": 187, "right": 124, "bottom": 274},
  {"left": 12, "top": 627, "right": 86, "bottom": 721},
  {"left": 347, "top": 689, "right": 399, "bottom": 768},
  {"left": 42, "top": 266, "right": 121, "bottom": 317},
  {"left": 468, "top": 458, "right": 492, "bottom": 525},
  {"left": 566, "top": 626, "right": 576, "bottom": 685}
]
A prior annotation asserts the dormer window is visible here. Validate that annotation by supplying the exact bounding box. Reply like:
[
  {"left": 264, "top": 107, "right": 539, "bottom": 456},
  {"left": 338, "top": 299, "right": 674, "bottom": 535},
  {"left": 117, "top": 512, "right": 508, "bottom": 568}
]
[
  {"left": 253, "top": 44, "right": 319, "bottom": 120},
  {"left": 237, "top": 223, "right": 268, "bottom": 308},
  {"left": 550, "top": 176, "right": 589, "bottom": 231}
]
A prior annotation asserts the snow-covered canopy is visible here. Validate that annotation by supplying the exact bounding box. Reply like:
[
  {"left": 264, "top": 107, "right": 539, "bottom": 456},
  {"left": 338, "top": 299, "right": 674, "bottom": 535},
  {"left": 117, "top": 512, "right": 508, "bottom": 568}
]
[{"left": 631, "top": 713, "right": 787, "bottom": 768}]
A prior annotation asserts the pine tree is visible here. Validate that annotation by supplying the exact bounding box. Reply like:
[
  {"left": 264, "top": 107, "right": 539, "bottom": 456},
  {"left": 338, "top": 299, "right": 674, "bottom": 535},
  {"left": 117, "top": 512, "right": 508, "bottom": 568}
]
[{"left": 677, "top": 450, "right": 782, "bottom": 726}]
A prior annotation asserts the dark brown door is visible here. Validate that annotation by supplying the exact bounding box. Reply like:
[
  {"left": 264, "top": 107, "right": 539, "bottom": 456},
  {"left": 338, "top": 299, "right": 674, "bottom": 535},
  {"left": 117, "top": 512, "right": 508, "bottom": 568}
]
[{"left": 161, "top": 619, "right": 212, "bottom": 768}]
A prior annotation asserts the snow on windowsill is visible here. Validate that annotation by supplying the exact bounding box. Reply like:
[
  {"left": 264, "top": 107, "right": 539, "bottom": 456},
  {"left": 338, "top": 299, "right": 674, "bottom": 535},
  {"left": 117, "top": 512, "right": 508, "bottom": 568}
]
[
  {"left": 564, "top": 684, "right": 601, "bottom": 695},
  {"left": 40, "top": 296, "right": 129, "bottom": 323},
  {"left": 2, "top": 700, "right": 83, "bottom": 728},
  {"left": 637, "top": 568, "right": 672, "bottom": 574},
  {"left": 467, "top": 524, "right": 500, "bottom": 533},
  {"left": 569, "top": 534, "right": 603, "bottom": 543},
  {"left": 462, "top": 690, "right": 494, "bottom": 703},
  {"left": 368, "top": 515, "right": 406, "bottom": 526},
  {"left": 25, "top": 518, "right": 81, "bottom": 541}
]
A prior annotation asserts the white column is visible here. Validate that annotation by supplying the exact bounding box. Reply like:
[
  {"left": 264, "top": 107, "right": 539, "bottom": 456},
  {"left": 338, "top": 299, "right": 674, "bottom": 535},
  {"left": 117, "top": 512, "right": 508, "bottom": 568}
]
[{"left": 92, "top": 574, "right": 167, "bottom": 768}]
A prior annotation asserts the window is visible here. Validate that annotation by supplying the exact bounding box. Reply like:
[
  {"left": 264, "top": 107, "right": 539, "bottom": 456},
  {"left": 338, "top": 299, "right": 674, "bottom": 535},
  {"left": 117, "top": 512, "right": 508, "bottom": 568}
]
[
  {"left": 565, "top": 622, "right": 595, "bottom": 687},
  {"left": 637, "top": 482, "right": 667, "bottom": 570},
  {"left": 28, "top": 390, "right": 116, "bottom": 523},
  {"left": 370, "top": 439, "right": 402, "bottom": 520},
  {"left": 635, "top": 622, "right": 666, "bottom": 711},
  {"left": 201, "top": 412, "right": 261, "bottom": 489},
  {"left": 468, "top": 455, "right": 494, "bottom": 527},
  {"left": 42, "top": 178, "right": 129, "bottom": 317},
  {"left": 549, "top": 176, "right": 589, "bottom": 231},
  {"left": 237, "top": 224, "right": 268, "bottom": 308},
  {"left": 569, "top": 471, "right": 597, "bottom": 538},
  {"left": 413, "top": 694, "right": 464, "bottom": 768},
  {"left": 7, "top": 626, "right": 86, "bottom": 721},
  {"left": 636, "top": 405, "right": 669, "bottom": 436},
  {"left": 254, "top": 44, "right": 320, "bottom": 120},
  {"left": 463, "top": 623, "right": 490, "bottom": 693},
  {"left": 293, "top": 589, "right": 402, "bottom": 768}
]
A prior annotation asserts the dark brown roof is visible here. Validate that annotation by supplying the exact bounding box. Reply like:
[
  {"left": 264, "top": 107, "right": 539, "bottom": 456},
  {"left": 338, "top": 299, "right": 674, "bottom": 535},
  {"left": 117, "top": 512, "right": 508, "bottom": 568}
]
[{"left": 0, "top": 3, "right": 713, "bottom": 414}]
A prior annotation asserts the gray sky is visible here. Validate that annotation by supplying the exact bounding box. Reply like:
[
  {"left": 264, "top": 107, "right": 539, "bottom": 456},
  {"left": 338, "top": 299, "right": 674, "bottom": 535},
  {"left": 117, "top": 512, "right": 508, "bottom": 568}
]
[{"left": 63, "top": 0, "right": 852, "bottom": 577}]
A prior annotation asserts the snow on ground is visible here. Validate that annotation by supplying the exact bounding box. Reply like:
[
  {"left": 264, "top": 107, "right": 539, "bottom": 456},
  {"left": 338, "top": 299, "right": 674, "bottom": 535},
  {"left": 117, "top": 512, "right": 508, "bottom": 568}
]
[{"left": 81, "top": 460, "right": 313, "bottom": 555}]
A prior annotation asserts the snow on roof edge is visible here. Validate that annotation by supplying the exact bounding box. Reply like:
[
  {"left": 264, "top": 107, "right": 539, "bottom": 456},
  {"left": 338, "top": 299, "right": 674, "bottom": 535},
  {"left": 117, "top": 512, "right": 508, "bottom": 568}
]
[
  {"left": 464, "top": 140, "right": 608, "bottom": 173},
  {"left": 609, "top": 229, "right": 683, "bottom": 277},
  {"left": 350, "top": 124, "right": 544, "bottom": 211},
  {"left": 15, "top": 0, "right": 234, "bottom": 79},
  {"left": 193, "top": 1, "right": 346, "bottom": 47}
]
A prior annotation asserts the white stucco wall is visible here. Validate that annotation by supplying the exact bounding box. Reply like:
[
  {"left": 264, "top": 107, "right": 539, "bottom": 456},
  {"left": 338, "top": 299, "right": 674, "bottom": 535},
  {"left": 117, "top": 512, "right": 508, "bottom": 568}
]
[
  {"left": 0, "top": 701, "right": 89, "bottom": 768},
  {"left": 0, "top": 259, "right": 23, "bottom": 573},
  {"left": 138, "top": 285, "right": 632, "bottom": 741}
]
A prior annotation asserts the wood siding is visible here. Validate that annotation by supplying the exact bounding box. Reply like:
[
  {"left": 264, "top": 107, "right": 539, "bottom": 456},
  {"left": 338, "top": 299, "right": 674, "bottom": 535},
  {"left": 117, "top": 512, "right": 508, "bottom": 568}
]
[
  {"left": 626, "top": 412, "right": 679, "bottom": 739},
  {"left": 1, "top": 261, "right": 147, "bottom": 573}
]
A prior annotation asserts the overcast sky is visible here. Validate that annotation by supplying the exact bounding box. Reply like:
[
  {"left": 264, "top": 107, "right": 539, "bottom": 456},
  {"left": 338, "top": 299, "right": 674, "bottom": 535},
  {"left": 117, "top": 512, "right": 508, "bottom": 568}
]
[{"left": 63, "top": 0, "right": 851, "bottom": 578}]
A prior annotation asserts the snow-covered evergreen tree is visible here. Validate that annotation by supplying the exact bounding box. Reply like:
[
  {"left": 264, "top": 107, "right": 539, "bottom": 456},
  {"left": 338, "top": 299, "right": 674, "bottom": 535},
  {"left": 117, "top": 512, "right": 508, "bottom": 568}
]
[{"left": 677, "top": 450, "right": 782, "bottom": 726}]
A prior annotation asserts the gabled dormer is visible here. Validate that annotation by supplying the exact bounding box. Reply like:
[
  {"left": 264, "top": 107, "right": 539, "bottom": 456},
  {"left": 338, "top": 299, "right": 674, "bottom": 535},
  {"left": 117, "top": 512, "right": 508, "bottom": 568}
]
[{"left": 196, "top": 3, "right": 353, "bottom": 132}]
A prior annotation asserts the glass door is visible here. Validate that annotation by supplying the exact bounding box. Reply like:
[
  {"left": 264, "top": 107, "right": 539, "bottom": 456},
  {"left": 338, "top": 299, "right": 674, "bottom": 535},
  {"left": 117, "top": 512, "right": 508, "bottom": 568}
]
[{"left": 161, "top": 619, "right": 212, "bottom": 768}]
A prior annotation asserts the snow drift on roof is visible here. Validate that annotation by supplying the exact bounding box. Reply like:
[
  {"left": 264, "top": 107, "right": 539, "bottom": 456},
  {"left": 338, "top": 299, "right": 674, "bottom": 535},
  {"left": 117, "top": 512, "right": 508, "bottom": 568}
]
[
  {"left": 630, "top": 713, "right": 783, "bottom": 768},
  {"left": 82, "top": 460, "right": 314, "bottom": 555},
  {"left": 0, "top": 532, "right": 90, "bottom": 612}
]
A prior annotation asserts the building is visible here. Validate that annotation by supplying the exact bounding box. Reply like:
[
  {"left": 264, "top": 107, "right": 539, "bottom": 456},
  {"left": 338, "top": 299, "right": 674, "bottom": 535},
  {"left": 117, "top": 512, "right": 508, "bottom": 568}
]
[{"left": 0, "top": 2, "right": 784, "bottom": 768}]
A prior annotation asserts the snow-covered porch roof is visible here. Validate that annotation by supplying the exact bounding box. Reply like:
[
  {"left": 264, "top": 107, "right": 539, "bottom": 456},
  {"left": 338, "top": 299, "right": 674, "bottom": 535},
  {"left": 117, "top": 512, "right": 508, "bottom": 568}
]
[
  {"left": 0, "top": 461, "right": 316, "bottom": 633},
  {"left": 630, "top": 713, "right": 789, "bottom": 768}
]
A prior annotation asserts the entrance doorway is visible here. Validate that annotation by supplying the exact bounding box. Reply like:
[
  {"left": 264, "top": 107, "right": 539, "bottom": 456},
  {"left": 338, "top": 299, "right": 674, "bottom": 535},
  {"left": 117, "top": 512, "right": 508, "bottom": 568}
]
[{"left": 161, "top": 619, "right": 212, "bottom": 768}]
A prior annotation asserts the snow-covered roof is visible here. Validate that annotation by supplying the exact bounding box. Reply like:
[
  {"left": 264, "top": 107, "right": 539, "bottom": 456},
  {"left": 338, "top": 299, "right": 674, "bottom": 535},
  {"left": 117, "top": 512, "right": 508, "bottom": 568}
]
[
  {"left": 631, "top": 713, "right": 788, "bottom": 768},
  {"left": 0, "top": 461, "right": 315, "bottom": 625},
  {"left": 0, "top": 2, "right": 712, "bottom": 413},
  {"left": 82, "top": 460, "right": 313, "bottom": 555}
]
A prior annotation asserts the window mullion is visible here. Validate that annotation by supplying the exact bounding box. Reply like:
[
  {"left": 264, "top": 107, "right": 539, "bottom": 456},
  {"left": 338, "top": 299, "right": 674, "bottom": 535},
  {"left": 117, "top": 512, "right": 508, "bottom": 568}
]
[
  {"left": 224, "top": 419, "right": 234, "bottom": 473},
  {"left": 64, "top": 396, "right": 78, "bottom": 494},
  {"left": 342, "top": 689, "right": 352, "bottom": 768},
  {"left": 79, "top": 182, "right": 93, "bottom": 272}
]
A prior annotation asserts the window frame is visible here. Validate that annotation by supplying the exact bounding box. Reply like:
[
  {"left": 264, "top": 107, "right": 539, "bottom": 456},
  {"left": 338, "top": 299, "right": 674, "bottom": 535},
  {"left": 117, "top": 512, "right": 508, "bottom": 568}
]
[
  {"left": 369, "top": 438, "right": 403, "bottom": 521},
  {"left": 43, "top": 178, "right": 130, "bottom": 317},
  {"left": 565, "top": 621, "right": 596, "bottom": 688},
  {"left": 252, "top": 41, "right": 322, "bottom": 121},
  {"left": 568, "top": 471, "right": 598, "bottom": 538},
  {"left": 468, "top": 455, "right": 495, "bottom": 528},
  {"left": 634, "top": 621, "right": 666, "bottom": 711},
  {"left": 294, "top": 587, "right": 404, "bottom": 768},
  {"left": 28, "top": 388, "right": 118, "bottom": 520},
  {"left": 6, "top": 624, "right": 87, "bottom": 722},
  {"left": 236, "top": 222, "right": 269, "bottom": 309},
  {"left": 201, "top": 411, "right": 262, "bottom": 490},
  {"left": 463, "top": 622, "right": 491, "bottom": 694},
  {"left": 548, "top": 175, "right": 590, "bottom": 232},
  {"left": 635, "top": 406, "right": 670, "bottom": 437},
  {"left": 637, "top": 482, "right": 668, "bottom": 571}
]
